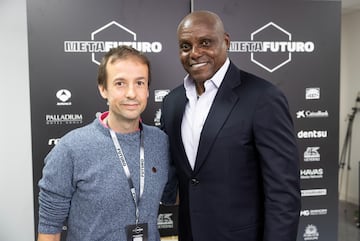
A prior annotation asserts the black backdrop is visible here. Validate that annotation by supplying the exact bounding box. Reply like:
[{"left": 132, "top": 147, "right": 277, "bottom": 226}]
[{"left": 27, "top": 1, "right": 340, "bottom": 240}]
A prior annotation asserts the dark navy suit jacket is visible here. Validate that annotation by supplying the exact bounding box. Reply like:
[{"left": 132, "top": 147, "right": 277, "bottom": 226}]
[{"left": 161, "top": 62, "right": 301, "bottom": 241}]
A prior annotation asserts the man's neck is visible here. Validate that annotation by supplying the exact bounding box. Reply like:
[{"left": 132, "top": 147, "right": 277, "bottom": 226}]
[{"left": 195, "top": 81, "right": 205, "bottom": 96}]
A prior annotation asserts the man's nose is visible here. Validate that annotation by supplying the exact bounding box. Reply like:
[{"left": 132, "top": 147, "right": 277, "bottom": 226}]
[
  {"left": 190, "top": 45, "right": 202, "bottom": 58},
  {"left": 125, "top": 84, "right": 136, "bottom": 98}
]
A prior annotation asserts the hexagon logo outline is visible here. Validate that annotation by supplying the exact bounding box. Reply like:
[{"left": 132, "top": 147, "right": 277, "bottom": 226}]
[
  {"left": 91, "top": 21, "right": 137, "bottom": 65},
  {"left": 251, "top": 22, "right": 292, "bottom": 73}
]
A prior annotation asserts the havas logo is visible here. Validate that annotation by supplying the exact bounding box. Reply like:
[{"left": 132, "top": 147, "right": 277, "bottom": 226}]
[
  {"left": 64, "top": 21, "right": 163, "bottom": 65},
  {"left": 229, "top": 22, "right": 315, "bottom": 72},
  {"left": 300, "top": 168, "right": 324, "bottom": 179},
  {"left": 297, "top": 130, "right": 327, "bottom": 139}
]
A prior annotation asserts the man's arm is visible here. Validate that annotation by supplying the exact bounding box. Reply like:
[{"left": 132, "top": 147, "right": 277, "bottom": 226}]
[
  {"left": 254, "top": 86, "right": 301, "bottom": 241},
  {"left": 160, "top": 95, "right": 179, "bottom": 205},
  {"left": 37, "top": 233, "right": 61, "bottom": 241}
]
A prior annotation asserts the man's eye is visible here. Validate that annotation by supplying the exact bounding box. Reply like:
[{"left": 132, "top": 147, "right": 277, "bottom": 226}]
[
  {"left": 137, "top": 81, "right": 145, "bottom": 86},
  {"left": 180, "top": 43, "right": 191, "bottom": 51},
  {"left": 201, "top": 40, "right": 211, "bottom": 47}
]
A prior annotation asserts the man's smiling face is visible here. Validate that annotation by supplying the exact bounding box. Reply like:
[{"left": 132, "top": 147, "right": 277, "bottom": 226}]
[{"left": 177, "top": 13, "right": 230, "bottom": 83}]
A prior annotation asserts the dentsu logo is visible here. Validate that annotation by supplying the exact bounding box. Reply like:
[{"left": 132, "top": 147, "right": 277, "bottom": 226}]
[{"left": 297, "top": 130, "right": 327, "bottom": 139}]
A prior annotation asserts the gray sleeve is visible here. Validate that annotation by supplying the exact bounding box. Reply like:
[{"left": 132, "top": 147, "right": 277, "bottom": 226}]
[{"left": 38, "top": 140, "right": 75, "bottom": 234}]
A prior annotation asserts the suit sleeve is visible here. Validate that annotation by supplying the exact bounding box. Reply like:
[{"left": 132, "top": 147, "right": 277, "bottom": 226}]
[
  {"left": 253, "top": 86, "right": 301, "bottom": 241},
  {"left": 160, "top": 96, "right": 178, "bottom": 205}
]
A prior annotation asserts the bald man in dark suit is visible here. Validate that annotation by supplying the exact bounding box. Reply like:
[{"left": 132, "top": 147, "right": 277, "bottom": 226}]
[{"left": 161, "top": 10, "right": 301, "bottom": 241}]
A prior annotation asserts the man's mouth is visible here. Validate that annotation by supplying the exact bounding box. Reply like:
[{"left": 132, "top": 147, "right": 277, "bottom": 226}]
[
  {"left": 190, "top": 62, "right": 207, "bottom": 68},
  {"left": 122, "top": 102, "right": 139, "bottom": 109}
]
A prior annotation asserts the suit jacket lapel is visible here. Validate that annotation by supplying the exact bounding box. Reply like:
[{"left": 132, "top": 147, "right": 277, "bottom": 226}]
[{"left": 193, "top": 63, "right": 241, "bottom": 173}]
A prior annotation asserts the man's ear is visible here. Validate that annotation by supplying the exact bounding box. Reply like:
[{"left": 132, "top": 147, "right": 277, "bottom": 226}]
[
  {"left": 224, "top": 32, "right": 230, "bottom": 49},
  {"left": 98, "top": 85, "right": 107, "bottom": 99}
]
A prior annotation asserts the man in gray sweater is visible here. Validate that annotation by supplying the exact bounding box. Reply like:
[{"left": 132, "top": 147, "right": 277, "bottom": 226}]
[{"left": 37, "top": 46, "right": 169, "bottom": 241}]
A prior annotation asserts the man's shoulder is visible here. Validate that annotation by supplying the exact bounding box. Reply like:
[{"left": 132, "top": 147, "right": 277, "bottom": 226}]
[
  {"left": 142, "top": 123, "right": 167, "bottom": 137},
  {"left": 168, "top": 84, "right": 186, "bottom": 96},
  {"left": 162, "top": 84, "right": 186, "bottom": 105},
  {"left": 235, "top": 68, "right": 278, "bottom": 91},
  {"left": 59, "top": 120, "right": 99, "bottom": 143}
]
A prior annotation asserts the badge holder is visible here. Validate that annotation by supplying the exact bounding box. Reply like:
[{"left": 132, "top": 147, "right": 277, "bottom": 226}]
[{"left": 126, "top": 223, "right": 148, "bottom": 241}]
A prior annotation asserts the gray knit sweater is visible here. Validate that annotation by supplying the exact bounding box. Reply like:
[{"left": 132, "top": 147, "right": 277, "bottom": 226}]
[{"left": 38, "top": 115, "right": 169, "bottom": 241}]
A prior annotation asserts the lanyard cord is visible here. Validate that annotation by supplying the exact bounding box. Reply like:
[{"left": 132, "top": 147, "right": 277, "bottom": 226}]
[{"left": 109, "top": 125, "right": 145, "bottom": 225}]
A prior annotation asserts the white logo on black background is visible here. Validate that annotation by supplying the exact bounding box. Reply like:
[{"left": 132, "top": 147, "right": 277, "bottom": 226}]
[
  {"left": 46, "top": 114, "right": 83, "bottom": 125},
  {"left": 154, "top": 109, "right": 161, "bottom": 127},
  {"left": 157, "top": 213, "right": 174, "bottom": 229},
  {"left": 48, "top": 138, "right": 60, "bottom": 146},
  {"left": 229, "top": 22, "right": 315, "bottom": 72},
  {"left": 154, "top": 89, "right": 170, "bottom": 102},
  {"left": 297, "top": 130, "right": 327, "bottom": 139},
  {"left": 300, "top": 209, "right": 327, "bottom": 217},
  {"left": 301, "top": 189, "right": 327, "bottom": 197},
  {"left": 64, "top": 21, "right": 163, "bottom": 65},
  {"left": 300, "top": 168, "right": 323, "bottom": 179},
  {"left": 296, "top": 110, "right": 328, "bottom": 118},
  {"left": 304, "top": 147, "right": 321, "bottom": 162},
  {"left": 303, "top": 224, "right": 319, "bottom": 240},
  {"left": 56, "top": 89, "right": 72, "bottom": 106},
  {"left": 305, "top": 88, "right": 320, "bottom": 100}
]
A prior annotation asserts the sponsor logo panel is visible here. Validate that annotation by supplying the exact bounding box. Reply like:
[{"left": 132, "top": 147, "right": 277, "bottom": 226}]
[
  {"left": 304, "top": 147, "right": 321, "bottom": 162},
  {"left": 300, "top": 168, "right": 324, "bottom": 179},
  {"left": 154, "top": 89, "right": 170, "bottom": 102},
  {"left": 157, "top": 213, "right": 174, "bottom": 229},
  {"left": 56, "top": 89, "right": 72, "bottom": 106},
  {"left": 296, "top": 110, "right": 328, "bottom": 119},
  {"left": 301, "top": 189, "right": 327, "bottom": 197},
  {"left": 305, "top": 88, "right": 320, "bottom": 100},
  {"left": 48, "top": 138, "right": 61, "bottom": 146},
  {"left": 300, "top": 209, "right": 328, "bottom": 217},
  {"left": 46, "top": 114, "right": 83, "bottom": 125},
  {"left": 303, "top": 224, "right": 320, "bottom": 240},
  {"left": 154, "top": 109, "right": 162, "bottom": 127},
  {"left": 297, "top": 130, "right": 327, "bottom": 139}
]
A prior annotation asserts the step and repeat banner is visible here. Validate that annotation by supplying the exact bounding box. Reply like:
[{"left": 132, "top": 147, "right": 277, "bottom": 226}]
[{"left": 27, "top": 1, "right": 340, "bottom": 241}]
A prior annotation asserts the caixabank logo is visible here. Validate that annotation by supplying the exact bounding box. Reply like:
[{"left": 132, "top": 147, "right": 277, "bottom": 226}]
[
  {"left": 229, "top": 22, "right": 315, "bottom": 72},
  {"left": 64, "top": 21, "right": 162, "bottom": 65}
]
